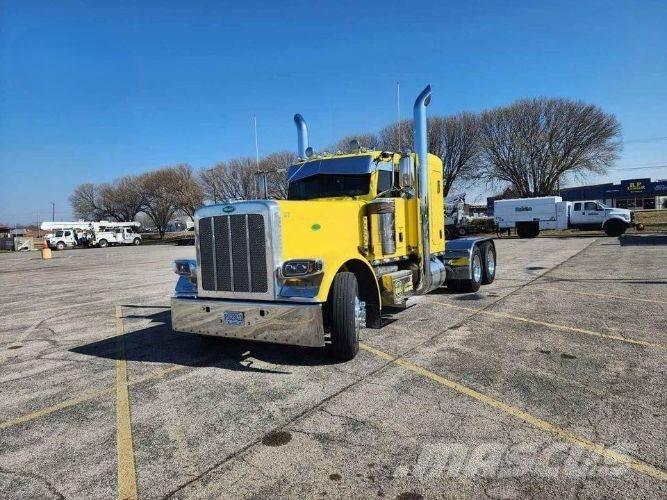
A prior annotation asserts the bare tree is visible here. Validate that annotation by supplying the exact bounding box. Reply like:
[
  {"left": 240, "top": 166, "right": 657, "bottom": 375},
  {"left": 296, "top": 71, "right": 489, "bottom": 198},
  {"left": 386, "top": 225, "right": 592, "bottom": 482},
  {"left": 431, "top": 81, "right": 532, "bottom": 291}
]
[
  {"left": 169, "top": 164, "right": 205, "bottom": 219},
  {"left": 138, "top": 168, "right": 180, "bottom": 238},
  {"left": 477, "top": 98, "right": 621, "bottom": 197},
  {"left": 428, "top": 114, "right": 482, "bottom": 196},
  {"left": 378, "top": 119, "right": 413, "bottom": 151},
  {"left": 330, "top": 133, "right": 381, "bottom": 153},
  {"left": 259, "top": 151, "right": 298, "bottom": 199},
  {"left": 98, "top": 176, "right": 146, "bottom": 222},
  {"left": 70, "top": 183, "right": 105, "bottom": 220},
  {"left": 378, "top": 116, "right": 481, "bottom": 196},
  {"left": 199, "top": 157, "right": 260, "bottom": 203}
]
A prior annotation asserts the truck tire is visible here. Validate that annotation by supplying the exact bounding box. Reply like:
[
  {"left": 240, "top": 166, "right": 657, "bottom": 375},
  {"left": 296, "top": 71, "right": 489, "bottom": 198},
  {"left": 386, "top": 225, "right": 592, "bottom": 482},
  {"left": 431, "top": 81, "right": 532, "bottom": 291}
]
[
  {"left": 56, "top": 241, "right": 65, "bottom": 250},
  {"left": 517, "top": 222, "right": 539, "bottom": 238},
  {"left": 133, "top": 238, "right": 141, "bottom": 246},
  {"left": 447, "top": 246, "right": 483, "bottom": 293},
  {"left": 328, "top": 272, "right": 360, "bottom": 361},
  {"left": 98, "top": 239, "right": 108, "bottom": 248},
  {"left": 481, "top": 242, "right": 496, "bottom": 285},
  {"left": 604, "top": 219, "right": 626, "bottom": 237}
]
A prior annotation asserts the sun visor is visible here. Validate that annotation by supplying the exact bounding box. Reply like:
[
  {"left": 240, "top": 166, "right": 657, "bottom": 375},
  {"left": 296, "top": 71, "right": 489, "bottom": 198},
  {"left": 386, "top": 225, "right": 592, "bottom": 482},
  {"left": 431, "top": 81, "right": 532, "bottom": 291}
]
[{"left": 287, "top": 155, "right": 391, "bottom": 182}]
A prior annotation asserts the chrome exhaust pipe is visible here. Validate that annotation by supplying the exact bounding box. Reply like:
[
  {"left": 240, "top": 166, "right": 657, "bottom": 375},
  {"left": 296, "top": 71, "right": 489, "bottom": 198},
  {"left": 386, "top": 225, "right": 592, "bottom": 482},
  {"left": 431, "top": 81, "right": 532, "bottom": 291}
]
[
  {"left": 293, "top": 114, "right": 309, "bottom": 158},
  {"left": 413, "top": 85, "right": 433, "bottom": 293}
]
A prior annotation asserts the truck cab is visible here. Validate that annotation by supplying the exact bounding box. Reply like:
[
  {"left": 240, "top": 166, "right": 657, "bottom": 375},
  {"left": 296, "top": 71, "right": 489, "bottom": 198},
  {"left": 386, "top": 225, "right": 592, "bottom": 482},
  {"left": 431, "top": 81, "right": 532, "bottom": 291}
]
[
  {"left": 171, "top": 86, "right": 497, "bottom": 360},
  {"left": 46, "top": 229, "right": 79, "bottom": 250}
]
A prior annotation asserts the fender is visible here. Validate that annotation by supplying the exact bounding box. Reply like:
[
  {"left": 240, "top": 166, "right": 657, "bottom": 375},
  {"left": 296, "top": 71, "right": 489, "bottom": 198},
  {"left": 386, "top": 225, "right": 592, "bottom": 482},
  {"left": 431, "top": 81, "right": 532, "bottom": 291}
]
[
  {"left": 319, "top": 257, "right": 382, "bottom": 329},
  {"left": 603, "top": 216, "right": 630, "bottom": 228},
  {"left": 444, "top": 236, "right": 494, "bottom": 281}
]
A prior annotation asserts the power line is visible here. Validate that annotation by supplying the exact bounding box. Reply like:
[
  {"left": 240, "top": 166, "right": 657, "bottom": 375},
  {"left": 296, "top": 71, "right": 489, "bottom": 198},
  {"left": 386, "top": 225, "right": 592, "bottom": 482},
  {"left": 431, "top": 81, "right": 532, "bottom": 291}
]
[
  {"left": 623, "top": 136, "right": 667, "bottom": 144},
  {"left": 609, "top": 165, "right": 667, "bottom": 170}
]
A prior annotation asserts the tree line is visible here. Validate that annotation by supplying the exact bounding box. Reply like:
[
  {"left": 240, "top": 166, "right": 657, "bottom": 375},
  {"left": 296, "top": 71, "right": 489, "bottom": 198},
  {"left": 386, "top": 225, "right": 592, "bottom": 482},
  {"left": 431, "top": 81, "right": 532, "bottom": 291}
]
[{"left": 71, "top": 96, "right": 621, "bottom": 236}]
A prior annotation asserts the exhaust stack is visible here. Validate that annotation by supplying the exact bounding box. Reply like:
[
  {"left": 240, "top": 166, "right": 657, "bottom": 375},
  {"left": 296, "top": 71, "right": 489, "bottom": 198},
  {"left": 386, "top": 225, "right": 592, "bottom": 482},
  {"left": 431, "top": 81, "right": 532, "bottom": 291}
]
[
  {"left": 413, "top": 85, "right": 434, "bottom": 293},
  {"left": 293, "top": 114, "right": 309, "bottom": 158}
]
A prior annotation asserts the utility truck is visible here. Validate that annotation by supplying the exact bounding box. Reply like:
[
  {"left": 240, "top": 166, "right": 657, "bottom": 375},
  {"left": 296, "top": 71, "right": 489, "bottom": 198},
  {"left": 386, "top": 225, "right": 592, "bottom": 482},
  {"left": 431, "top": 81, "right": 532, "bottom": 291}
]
[
  {"left": 171, "top": 86, "right": 497, "bottom": 360},
  {"left": 445, "top": 193, "right": 496, "bottom": 238},
  {"left": 41, "top": 221, "right": 142, "bottom": 249},
  {"left": 494, "top": 196, "right": 643, "bottom": 238}
]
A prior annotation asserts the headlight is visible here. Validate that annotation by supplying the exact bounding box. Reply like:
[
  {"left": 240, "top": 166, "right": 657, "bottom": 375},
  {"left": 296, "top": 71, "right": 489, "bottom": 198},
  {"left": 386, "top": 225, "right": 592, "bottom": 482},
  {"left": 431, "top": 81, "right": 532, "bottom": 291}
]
[
  {"left": 174, "top": 259, "right": 197, "bottom": 280},
  {"left": 281, "top": 259, "right": 323, "bottom": 278}
]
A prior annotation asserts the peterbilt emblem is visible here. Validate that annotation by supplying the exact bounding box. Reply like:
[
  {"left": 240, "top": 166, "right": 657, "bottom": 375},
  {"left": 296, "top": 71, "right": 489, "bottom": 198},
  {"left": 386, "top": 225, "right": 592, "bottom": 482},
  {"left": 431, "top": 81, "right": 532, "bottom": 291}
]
[{"left": 222, "top": 205, "right": 235, "bottom": 213}]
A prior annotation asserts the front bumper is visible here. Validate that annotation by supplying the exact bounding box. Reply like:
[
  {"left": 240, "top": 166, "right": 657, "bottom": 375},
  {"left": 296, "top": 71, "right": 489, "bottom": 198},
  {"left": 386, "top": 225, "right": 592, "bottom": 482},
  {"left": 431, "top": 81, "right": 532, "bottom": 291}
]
[{"left": 170, "top": 297, "right": 325, "bottom": 347}]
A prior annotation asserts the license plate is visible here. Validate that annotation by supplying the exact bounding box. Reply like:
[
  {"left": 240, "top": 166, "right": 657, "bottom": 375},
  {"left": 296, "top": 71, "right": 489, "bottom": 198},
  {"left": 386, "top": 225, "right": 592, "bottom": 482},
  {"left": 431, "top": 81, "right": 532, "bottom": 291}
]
[{"left": 223, "top": 311, "right": 245, "bottom": 326}]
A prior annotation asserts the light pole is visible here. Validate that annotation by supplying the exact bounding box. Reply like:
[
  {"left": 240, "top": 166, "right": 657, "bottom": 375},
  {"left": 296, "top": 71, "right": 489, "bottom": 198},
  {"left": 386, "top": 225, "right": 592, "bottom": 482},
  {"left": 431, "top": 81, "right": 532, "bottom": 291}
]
[{"left": 51, "top": 202, "right": 55, "bottom": 222}]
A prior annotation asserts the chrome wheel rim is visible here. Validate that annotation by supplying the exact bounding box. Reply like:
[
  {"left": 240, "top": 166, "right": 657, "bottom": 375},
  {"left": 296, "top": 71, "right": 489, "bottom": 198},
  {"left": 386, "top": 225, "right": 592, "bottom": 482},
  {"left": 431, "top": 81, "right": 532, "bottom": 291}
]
[
  {"left": 354, "top": 296, "right": 366, "bottom": 331},
  {"left": 487, "top": 250, "right": 495, "bottom": 276},
  {"left": 473, "top": 254, "right": 482, "bottom": 283}
]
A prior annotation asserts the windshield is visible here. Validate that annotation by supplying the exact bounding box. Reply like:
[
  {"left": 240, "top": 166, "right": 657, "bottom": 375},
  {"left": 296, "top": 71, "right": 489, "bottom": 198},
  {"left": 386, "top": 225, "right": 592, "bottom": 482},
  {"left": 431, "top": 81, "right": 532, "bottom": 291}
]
[{"left": 288, "top": 173, "right": 370, "bottom": 200}]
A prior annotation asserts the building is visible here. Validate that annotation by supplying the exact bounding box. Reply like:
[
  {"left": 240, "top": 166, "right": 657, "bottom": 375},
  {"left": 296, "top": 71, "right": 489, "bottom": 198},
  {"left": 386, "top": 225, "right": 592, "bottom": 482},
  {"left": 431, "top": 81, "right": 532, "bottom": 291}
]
[{"left": 560, "top": 178, "right": 667, "bottom": 210}]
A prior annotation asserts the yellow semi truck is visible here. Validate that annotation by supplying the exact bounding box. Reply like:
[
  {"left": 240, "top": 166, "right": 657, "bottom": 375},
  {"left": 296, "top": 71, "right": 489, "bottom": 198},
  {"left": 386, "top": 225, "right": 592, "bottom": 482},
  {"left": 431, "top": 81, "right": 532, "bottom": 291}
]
[{"left": 171, "top": 86, "right": 496, "bottom": 360}]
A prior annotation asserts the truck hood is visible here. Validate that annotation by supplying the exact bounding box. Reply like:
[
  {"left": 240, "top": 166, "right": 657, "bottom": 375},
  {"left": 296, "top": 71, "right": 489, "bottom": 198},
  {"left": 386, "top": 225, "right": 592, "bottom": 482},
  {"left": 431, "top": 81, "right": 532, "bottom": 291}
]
[
  {"left": 605, "top": 208, "right": 631, "bottom": 219},
  {"left": 276, "top": 199, "right": 367, "bottom": 262}
]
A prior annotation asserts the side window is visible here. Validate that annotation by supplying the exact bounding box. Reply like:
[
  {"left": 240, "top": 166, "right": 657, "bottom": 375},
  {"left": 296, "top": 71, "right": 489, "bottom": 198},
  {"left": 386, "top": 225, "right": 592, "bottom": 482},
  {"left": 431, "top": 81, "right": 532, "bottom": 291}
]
[
  {"left": 377, "top": 170, "right": 393, "bottom": 193},
  {"left": 584, "top": 202, "right": 597, "bottom": 211},
  {"left": 65, "top": 231, "right": 71, "bottom": 237},
  {"left": 574, "top": 202, "right": 581, "bottom": 211}
]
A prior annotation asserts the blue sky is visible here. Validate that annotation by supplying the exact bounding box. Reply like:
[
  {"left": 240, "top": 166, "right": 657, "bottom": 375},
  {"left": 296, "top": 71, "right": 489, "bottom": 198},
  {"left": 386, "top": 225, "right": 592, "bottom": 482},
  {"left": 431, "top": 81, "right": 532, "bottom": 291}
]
[{"left": 1, "top": 0, "right": 666, "bottom": 223}]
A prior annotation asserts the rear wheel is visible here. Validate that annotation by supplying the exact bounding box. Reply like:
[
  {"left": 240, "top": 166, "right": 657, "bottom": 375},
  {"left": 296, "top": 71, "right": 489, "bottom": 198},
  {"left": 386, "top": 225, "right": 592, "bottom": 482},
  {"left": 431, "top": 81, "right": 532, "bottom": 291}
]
[
  {"left": 448, "top": 246, "right": 483, "bottom": 293},
  {"left": 517, "top": 222, "right": 539, "bottom": 238},
  {"left": 133, "top": 238, "right": 141, "bottom": 246},
  {"left": 98, "top": 239, "right": 108, "bottom": 248},
  {"left": 328, "top": 272, "right": 360, "bottom": 361},
  {"left": 481, "top": 242, "right": 496, "bottom": 285},
  {"left": 604, "top": 219, "right": 626, "bottom": 237}
]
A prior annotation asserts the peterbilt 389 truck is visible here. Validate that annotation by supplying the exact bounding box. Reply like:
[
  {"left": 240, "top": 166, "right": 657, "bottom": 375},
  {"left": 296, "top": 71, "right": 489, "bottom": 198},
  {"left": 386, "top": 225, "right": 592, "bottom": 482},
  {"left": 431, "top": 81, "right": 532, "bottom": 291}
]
[{"left": 171, "top": 86, "right": 497, "bottom": 360}]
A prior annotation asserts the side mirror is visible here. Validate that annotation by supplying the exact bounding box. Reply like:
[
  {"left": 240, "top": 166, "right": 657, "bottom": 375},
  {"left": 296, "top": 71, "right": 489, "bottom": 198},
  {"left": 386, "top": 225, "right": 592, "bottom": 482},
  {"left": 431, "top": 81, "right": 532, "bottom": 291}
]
[{"left": 399, "top": 155, "right": 415, "bottom": 190}]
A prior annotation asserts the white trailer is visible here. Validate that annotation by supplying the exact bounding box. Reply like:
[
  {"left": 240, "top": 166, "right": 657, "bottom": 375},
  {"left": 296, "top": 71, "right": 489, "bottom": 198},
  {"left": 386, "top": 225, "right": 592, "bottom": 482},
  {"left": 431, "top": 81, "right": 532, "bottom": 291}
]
[{"left": 494, "top": 196, "right": 641, "bottom": 238}]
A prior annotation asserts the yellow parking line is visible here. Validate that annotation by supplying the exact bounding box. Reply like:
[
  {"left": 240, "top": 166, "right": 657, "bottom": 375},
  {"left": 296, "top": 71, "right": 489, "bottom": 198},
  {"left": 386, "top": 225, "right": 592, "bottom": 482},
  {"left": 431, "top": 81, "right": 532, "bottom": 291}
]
[
  {"left": 0, "top": 364, "right": 185, "bottom": 432},
  {"left": 533, "top": 286, "right": 667, "bottom": 305},
  {"left": 359, "top": 343, "right": 667, "bottom": 482},
  {"left": 434, "top": 302, "right": 666, "bottom": 350},
  {"left": 115, "top": 305, "right": 138, "bottom": 500}
]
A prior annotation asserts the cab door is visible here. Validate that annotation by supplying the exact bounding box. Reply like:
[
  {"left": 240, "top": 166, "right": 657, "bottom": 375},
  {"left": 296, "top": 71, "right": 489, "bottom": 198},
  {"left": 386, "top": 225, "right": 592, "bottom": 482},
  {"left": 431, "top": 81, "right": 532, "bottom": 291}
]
[{"left": 569, "top": 202, "right": 604, "bottom": 228}]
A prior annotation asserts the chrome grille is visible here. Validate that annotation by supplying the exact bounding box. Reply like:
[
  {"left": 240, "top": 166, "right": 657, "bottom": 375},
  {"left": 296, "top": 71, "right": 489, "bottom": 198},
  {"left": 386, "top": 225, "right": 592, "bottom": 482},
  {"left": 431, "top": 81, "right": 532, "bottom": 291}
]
[{"left": 199, "top": 214, "right": 268, "bottom": 293}]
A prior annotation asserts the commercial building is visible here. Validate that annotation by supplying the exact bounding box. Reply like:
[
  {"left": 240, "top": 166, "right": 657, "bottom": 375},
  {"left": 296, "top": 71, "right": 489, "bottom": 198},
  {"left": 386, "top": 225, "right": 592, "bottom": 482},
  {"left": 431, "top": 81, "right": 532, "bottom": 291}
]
[{"left": 559, "top": 178, "right": 667, "bottom": 209}]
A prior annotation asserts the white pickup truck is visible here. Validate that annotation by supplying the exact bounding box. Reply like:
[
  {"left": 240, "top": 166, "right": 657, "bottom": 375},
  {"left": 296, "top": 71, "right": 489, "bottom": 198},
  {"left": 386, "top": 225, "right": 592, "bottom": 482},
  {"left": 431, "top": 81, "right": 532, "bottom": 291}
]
[{"left": 495, "top": 196, "right": 643, "bottom": 238}]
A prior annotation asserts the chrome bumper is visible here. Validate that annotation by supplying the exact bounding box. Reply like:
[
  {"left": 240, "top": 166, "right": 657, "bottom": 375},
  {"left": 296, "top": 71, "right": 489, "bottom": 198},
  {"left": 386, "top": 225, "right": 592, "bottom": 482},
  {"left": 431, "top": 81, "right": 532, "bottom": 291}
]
[{"left": 170, "top": 297, "right": 325, "bottom": 347}]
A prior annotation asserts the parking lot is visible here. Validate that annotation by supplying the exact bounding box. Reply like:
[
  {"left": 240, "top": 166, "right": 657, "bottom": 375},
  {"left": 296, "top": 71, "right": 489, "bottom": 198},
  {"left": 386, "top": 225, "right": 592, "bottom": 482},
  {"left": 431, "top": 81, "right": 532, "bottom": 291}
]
[{"left": 0, "top": 235, "right": 665, "bottom": 499}]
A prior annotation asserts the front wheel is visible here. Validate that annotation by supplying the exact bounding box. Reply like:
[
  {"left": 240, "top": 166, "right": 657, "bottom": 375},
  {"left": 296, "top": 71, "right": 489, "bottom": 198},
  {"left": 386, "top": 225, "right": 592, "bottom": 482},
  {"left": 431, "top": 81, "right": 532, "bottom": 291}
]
[
  {"left": 604, "top": 219, "right": 626, "bottom": 237},
  {"left": 98, "top": 239, "right": 108, "bottom": 248},
  {"left": 328, "top": 272, "right": 360, "bottom": 361},
  {"left": 56, "top": 241, "right": 65, "bottom": 250},
  {"left": 133, "top": 238, "right": 141, "bottom": 246}
]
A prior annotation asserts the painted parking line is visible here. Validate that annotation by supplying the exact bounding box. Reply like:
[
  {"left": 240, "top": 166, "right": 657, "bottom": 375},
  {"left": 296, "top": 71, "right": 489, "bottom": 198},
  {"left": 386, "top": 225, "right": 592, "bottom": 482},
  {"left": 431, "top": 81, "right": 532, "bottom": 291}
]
[
  {"left": 115, "top": 306, "right": 138, "bottom": 500},
  {"left": 432, "top": 302, "right": 666, "bottom": 350},
  {"left": 532, "top": 285, "right": 667, "bottom": 305},
  {"left": 359, "top": 343, "right": 667, "bottom": 482}
]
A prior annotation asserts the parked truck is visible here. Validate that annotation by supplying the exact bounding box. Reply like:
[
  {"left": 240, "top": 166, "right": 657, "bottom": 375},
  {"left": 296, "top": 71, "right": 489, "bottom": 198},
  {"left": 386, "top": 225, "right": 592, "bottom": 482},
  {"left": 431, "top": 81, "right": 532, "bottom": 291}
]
[
  {"left": 445, "top": 192, "right": 496, "bottom": 238},
  {"left": 170, "top": 86, "right": 498, "bottom": 361},
  {"left": 494, "top": 196, "right": 643, "bottom": 238},
  {"left": 41, "top": 221, "right": 142, "bottom": 249}
]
